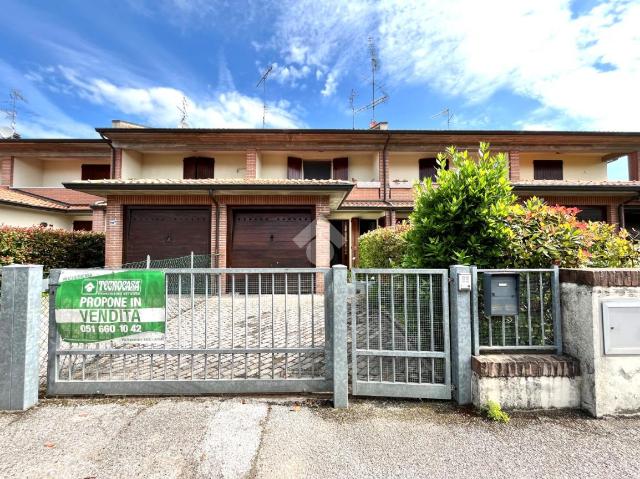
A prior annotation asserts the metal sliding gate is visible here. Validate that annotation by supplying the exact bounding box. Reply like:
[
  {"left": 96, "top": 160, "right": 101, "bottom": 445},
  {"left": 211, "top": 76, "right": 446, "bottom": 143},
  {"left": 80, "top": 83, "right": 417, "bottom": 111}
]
[
  {"left": 350, "top": 269, "right": 451, "bottom": 399},
  {"left": 47, "top": 268, "right": 333, "bottom": 396}
]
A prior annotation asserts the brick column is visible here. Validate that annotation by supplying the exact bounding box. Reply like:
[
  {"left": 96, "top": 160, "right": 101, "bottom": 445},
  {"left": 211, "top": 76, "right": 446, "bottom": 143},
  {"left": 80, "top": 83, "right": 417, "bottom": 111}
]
[
  {"left": 315, "top": 199, "right": 331, "bottom": 293},
  {"left": 104, "top": 200, "right": 123, "bottom": 267},
  {"left": 628, "top": 152, "right": 639, "bottom": 181},
  {"left": 384, "top": 209, "right": 396, "bottom": 226},
  {"left": 91, "top": 206, "right": 106, "bottom": 233},
  {"left": 508, "top": 150, "right": 520, "bottom": 181},
  {"left": 1, "top": 156, "right": 14, "bottom": 186},
  {"left": 113, "top": 148, "right": 122, "bottom": 179},
  {"left": 245, "top": 149, "right": 257, "bottom": 179},
  {"left": 378, "top": 150, "right": 388, "bottom": 200}
]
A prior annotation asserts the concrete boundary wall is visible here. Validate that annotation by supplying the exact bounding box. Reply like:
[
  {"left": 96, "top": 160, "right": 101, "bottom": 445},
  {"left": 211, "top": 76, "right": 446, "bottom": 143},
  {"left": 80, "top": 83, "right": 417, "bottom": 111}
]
[{"left": 561, "top": 268, "right": 640, "bottom": 417}]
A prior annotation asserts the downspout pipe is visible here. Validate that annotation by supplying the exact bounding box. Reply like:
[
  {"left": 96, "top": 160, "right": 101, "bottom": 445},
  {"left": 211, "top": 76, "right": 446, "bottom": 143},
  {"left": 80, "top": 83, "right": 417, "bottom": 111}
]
[
  {"left": 208, "top": 189, "right": 221, "bottom": 267},
  {"left": 99, "top": 132, "right": 116, "bottom": 179}
]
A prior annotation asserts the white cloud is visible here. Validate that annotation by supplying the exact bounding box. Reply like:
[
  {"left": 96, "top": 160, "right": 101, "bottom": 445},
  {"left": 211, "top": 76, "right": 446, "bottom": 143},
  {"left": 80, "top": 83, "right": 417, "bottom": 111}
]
[
  {"left": 321, "top": 70, "right": 339, "bottom": 97},
  {"left": 269, "top": 0, "right": 640, "bottom": 130},
  {"left": 56, "top": 68, "right": 304, "bottom": 129}
]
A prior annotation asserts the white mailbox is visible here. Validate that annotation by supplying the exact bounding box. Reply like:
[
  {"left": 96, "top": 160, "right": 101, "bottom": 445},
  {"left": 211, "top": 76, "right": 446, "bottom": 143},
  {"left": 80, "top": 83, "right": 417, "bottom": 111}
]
[{"left": 602, "top": 299, "right": 640, "bottom": 355}]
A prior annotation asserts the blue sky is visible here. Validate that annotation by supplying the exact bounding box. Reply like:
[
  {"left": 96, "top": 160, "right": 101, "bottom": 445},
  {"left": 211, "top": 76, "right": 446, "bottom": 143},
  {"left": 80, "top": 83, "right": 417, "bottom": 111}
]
[{"left": 0, "top": 0, "right": 638, "bottom": 178}]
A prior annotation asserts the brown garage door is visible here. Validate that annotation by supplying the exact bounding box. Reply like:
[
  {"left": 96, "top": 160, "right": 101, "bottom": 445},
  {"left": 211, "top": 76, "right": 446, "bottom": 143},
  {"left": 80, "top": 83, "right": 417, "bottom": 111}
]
[
  {"left": 124, "top": 207, "right": 211, "bottom": 264},
  {"left": 229, "top": 208, "right": 314, "bottom": 268}
]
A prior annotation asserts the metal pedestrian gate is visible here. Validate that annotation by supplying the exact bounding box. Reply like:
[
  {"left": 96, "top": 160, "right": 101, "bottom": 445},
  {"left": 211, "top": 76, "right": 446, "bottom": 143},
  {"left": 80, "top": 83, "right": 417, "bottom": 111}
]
[
  {"left": 350, "top": 269, "right": 451, "bottom": 399},
  {"left": 47, "top": 268, "right": 336, "bottom": 396}
]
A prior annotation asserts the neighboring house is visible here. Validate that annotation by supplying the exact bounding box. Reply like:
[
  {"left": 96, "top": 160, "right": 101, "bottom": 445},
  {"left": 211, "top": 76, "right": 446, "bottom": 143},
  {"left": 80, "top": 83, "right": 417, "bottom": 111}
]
[
  {"left": 0, "top": 139, "right": 109, "bottom": 230},
  {"left": 2, "top": 123, "right": 640, "bottom": 268}
]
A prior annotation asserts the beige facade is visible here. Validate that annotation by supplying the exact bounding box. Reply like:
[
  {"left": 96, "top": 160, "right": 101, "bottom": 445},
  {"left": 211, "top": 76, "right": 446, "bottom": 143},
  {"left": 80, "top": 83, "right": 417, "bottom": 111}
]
[
  {"left": 13, "top": 157, "right": 110, "bottom": 187},
  {"left": 519, "top": 152, "right": 607, "bottom": 181},
  {"left": 259, "top": 151, "right": 378, "bottom": 181},
  {"left": 0, "top": 204, "right": 91, "bottom": 229}
]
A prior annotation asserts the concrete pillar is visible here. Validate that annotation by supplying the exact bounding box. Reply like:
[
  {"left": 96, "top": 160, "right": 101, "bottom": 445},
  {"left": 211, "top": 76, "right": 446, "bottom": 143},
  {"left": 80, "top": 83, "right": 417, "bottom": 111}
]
[
  {"left": 0, "top": 264, "right": 44, "bottom": 411},
  {"left": 449, "top": 265, "right": 473, "bottom": 405},
  {"left": 330, "top": 265, "right": 349, "bottom": 408}
]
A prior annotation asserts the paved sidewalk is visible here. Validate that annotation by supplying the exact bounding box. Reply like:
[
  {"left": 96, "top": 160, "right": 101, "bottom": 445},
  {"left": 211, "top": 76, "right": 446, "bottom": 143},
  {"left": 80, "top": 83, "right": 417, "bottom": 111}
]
[{"left": 1, "top": 397, "right": 640, "bottom": 479}]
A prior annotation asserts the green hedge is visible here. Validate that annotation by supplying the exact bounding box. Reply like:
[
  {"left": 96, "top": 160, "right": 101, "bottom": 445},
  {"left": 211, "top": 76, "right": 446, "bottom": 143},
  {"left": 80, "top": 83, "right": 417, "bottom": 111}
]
[
  {"left": 0, "top": 226, "right": 105, "bottom": 273},
  {"left": 359, "top": 224, "right": 410, "bottom": 268}
]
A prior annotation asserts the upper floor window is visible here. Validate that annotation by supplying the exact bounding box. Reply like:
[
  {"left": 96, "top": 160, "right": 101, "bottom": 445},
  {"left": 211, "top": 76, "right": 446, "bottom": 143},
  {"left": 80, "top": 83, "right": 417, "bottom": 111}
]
[
  {"left": 81, "top": 164, "right": 110, "bottom": 180},
  {"left": 533, "top": 160, "right": 563, "bottom": 180},
  {"left": 287, "top": 157, "right": 349, "bottom": 180},
  {"left": 419, "top": 157, "right": 447, "bottom": 181},
  {"left": 183, "top": 157, "right": 215, "bottom": 179}
]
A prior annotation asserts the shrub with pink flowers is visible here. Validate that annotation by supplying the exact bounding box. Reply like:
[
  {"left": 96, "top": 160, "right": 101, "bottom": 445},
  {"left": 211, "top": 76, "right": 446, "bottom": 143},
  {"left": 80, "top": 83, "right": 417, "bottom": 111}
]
[{"left": 507, "top": 197, "right": 640, "bottom": 268}]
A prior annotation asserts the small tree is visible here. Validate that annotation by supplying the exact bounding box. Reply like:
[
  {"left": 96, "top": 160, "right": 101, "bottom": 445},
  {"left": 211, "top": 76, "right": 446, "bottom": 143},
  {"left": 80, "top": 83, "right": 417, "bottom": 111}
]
[{"left": 404, "top": 143, "right": 515, "bottom": 268}]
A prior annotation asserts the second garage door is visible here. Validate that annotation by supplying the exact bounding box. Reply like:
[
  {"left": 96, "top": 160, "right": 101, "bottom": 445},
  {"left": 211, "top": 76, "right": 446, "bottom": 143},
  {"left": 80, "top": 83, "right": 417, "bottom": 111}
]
[{"left": 228, "top": 208, "right": 314, "bottom": 268}]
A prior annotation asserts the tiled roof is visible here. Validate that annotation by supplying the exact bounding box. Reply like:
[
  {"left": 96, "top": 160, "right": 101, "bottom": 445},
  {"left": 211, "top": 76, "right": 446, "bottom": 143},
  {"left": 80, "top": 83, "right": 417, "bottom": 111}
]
[
  {"left": 15, "top": 188, "right": 103, "bottom": 206},
  {"left": 66, "top": 178, "right": 354, "bottom": 186},
  {"left": 512, "top": 180, "right": 640, "bottom": 188},
  {"left": 0, "top": 186, "right": 94, "bottom": 212},
  {"left": 340, "top": 200, "right": 414, "bottom": 209}
]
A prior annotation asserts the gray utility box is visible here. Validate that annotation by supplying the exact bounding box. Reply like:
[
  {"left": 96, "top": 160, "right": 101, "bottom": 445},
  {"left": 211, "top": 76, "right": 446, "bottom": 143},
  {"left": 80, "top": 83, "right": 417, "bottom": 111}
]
[
  {"left": 602, "top": 299, "right": 640, "bottom": 355},
  {"left": 483, "top": 273, "right": 520, "bottom": 316}
]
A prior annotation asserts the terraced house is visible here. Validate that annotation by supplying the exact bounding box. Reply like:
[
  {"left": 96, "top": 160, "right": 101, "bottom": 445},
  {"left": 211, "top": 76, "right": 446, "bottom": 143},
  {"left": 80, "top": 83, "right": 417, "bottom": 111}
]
[{"left": 2, "top": 122, "right": 640, "bottom": 269}]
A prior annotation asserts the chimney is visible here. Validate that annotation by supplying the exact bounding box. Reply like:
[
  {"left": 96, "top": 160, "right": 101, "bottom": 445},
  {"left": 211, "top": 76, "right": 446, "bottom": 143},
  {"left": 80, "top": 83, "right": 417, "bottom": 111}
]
[
  {"left": 111, "top": 119, "right": 147, "bottom": 129},
  {"left": 369, "top": 121, "right": 388, "bottom": 130}
]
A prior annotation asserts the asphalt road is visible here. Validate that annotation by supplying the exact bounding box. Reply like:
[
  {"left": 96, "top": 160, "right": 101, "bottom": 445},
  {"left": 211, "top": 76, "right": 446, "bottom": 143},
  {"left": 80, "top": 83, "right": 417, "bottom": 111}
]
[{"left": 1, "top": 397, "right": 639, "bottom": 479}]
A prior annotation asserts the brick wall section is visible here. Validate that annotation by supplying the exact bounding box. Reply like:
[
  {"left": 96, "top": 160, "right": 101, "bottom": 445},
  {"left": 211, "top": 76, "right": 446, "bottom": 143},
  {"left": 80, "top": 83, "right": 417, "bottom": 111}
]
[
  {"left": 508, "top": 150, "right": 520, "bottom": 181},
  {"left": 472, "top": 354, "right": 580, "bottom": 378},
  {"left": 91, "top": 207, "right": 106, "bottom": 233},
  {"left": 0, "top": 156, "right": 13, "bottom": 186},
  {"left": 245, "top": 149, "right": 257, "bottom": 179},
  {"left": 389, "top": 188, "right": 414, "bottom": 201},
  {"left": 560, "top": 268, "right": 640, "bottom": 287},
  {"left": 113, "top": 148, "right": 122, "bottom": 179},
  {"left": 345, "top": 187, "right": 381, "bottom": 201},
  {"left": 628, "top": 151, "right": 639, "bottom": 181}
]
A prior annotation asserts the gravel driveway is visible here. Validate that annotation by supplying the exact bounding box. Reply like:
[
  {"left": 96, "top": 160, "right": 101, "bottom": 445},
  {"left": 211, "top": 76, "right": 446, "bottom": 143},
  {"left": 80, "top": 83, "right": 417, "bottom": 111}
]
[{"left": 1, "top": 397, "right": 639, "bottom": 479}]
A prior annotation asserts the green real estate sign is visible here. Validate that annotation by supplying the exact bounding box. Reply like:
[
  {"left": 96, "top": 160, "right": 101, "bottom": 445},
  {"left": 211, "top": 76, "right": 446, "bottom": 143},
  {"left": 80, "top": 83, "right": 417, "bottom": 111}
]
[{"left": 55, "top": 270, "right": 166, "bottom": 343}]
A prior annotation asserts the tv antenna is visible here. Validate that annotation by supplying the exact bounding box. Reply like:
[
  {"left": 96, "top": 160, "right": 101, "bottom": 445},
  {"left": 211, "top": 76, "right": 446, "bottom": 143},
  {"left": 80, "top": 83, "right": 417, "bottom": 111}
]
[
  {"left": 1, "top": 89, "right": 26, "bottom": 138},
  {"left": 353, "top": 38, "right": 389, "bottom": 127},
  {"left": 349, "top": 89, "right": 357, "bottom": 129},
  {"left": 177, "top": 95, "right": 189, "bottom": 128},
  {"left": 431, "top": 107, "right": 454, "bottom": 129},
  {"left": 256, "top": 64, "right": 273, "bottom": 128}
]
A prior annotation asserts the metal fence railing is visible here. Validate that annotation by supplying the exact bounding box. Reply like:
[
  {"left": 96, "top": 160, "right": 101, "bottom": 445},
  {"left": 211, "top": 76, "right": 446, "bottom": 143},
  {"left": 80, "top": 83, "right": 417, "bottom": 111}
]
[
  {"left": 47, "top": 268, "right": 334, "bottom": 396},
  {"left": 471, "top": 266, "right": 561, "bottom": 355}
]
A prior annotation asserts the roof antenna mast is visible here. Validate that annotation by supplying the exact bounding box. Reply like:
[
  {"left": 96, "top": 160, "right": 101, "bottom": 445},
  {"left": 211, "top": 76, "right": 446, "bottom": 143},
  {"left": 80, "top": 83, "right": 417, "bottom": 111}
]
[
  {"left": 349, "top": 89, "right": 357, "bottom": 129},
  {"left": 178, "top": 95, "right": 189, "bottom": 128},
  {"left": 256, "top": 64, "right": 273, "bottom": 128},
  {"left": 431, "top": 107, "right": 454, "bottom": 129},
  {"left": 352, "top": 38, "right": 389, "bottom": 128},
  {"left": 1, "top": 89, "right": 26, "bottom": 138}
]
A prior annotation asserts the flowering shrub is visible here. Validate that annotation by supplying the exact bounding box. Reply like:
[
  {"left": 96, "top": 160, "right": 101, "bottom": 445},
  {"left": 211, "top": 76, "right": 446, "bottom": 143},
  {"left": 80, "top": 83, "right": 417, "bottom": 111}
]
[
  {"left": 507, "top": 198, "right": 640, "bottom": 268},
  {"left": 0, "top": 226, "right": 105, "bottom": 272},
  {"left": 359, "top": 223, "right": 410, "bottom": 268}
]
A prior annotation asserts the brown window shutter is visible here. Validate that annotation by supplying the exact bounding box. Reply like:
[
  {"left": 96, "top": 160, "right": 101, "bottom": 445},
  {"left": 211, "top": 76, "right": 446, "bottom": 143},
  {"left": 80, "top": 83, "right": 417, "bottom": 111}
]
[
  {"left": 419, "top": 157, "right": 438, "bottom": 180},
  {"left": 183, "top": 157, "right": 198, "bottom": 179},
  {"left": 197, "top": 157, "right": 215, "bottom": 179},
  {"left": 287, "top": 156, "right": 302, "bottom": 179},
  {"left": 332, "top": 157, "right": 349, "bottom": 180},
  {"left": 81, "top": 164, "right": 111, "bottom": 180},
  {"left": 533, "top": 160, "right": 563, "bottom": 180}
]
